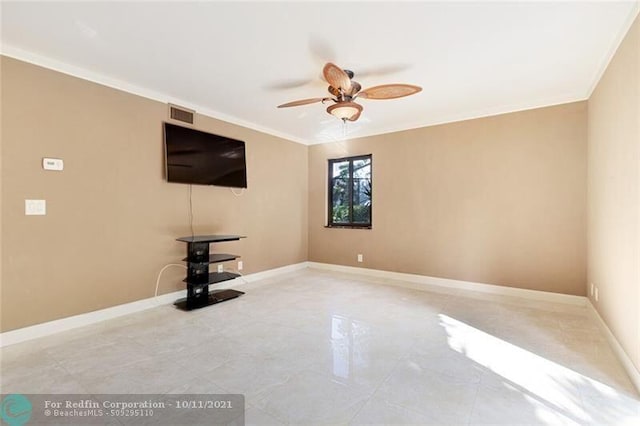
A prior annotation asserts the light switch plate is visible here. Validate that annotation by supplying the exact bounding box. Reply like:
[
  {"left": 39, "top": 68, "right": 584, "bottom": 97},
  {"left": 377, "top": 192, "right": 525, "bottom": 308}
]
[{"left": 25, "top": 199, "right": 46, "bottom": 215}]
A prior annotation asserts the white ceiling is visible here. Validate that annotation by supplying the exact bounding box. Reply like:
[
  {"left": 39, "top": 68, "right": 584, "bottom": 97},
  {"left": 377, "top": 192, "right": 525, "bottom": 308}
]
[{"left": 2, "top": 1, "right": 638, "bottom": 145}]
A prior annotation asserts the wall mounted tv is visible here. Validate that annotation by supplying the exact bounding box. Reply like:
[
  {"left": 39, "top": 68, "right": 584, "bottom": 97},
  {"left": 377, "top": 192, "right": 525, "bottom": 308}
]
[{"left": 164, "top": 122, "right": 247, "bottom": 188}]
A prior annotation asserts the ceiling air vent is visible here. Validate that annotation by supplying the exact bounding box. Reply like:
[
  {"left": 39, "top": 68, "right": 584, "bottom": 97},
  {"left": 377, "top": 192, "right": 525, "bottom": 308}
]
[{"left": 168, "top": 104, "right": 195, "bottom": 125}]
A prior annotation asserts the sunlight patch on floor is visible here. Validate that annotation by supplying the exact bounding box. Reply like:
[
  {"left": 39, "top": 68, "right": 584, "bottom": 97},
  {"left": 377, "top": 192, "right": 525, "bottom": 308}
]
[{"left": 439, "top": 314, "right": 637, "bottom": 424}]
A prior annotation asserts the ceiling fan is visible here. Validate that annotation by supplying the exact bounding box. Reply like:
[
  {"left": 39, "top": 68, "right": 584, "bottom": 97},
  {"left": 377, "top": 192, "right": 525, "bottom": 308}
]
[{"left": 277, "top": 63, "right": 422, "bottom": 122}]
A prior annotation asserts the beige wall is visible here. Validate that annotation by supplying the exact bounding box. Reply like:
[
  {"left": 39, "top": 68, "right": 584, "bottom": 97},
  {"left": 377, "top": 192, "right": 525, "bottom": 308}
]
[
  {"left": 309, "top": 102, "right": 588, "bottom": 295},
  {"left": 0, "top": 57, "right": 308, "bottom": 332},
  {"left": 588, "top": 15, "right": 639, "bottom": 372},
  {"left": 1, "top": 50, "right": 616, "bottom": 334}
]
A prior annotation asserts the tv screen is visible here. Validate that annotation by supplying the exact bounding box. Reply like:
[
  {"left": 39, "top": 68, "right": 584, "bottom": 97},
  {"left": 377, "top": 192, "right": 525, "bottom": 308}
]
[{"left": 164, "top": 122, "right": 247, "bottom": 188}]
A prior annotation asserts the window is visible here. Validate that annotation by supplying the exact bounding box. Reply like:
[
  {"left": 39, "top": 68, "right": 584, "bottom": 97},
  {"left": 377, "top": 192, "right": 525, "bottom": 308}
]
[{"left": 328, "top": 154, "right": 372, "bottom": 228}]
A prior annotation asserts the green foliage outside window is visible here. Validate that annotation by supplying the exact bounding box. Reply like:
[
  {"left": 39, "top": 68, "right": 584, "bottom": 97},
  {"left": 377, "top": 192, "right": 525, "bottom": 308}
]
[{"left": 328, "top": 155, "right": 372, "bottom": 227}]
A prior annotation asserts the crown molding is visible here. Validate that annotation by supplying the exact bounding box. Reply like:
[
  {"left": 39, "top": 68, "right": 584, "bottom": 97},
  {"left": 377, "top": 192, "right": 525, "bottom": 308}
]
[{"left": 0, "top": 46, "right": 311, "bottom": 146}]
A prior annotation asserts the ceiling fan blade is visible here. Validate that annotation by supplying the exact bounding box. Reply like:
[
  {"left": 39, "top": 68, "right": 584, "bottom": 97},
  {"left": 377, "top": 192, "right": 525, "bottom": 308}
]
[
  {"left": 358, "top": 84, "right": 422, "bottom": 100},
  {"left": 323, "top": 63, "right": 352, "bottom": 93},
  {"left": 277, "top": 98, "right": 328, "bottom": 108}
]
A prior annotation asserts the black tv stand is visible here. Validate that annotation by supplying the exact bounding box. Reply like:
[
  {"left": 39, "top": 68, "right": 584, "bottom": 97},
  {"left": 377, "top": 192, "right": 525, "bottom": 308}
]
[{"left": 175, "top": 235, "right": 246, "bottom": 311}]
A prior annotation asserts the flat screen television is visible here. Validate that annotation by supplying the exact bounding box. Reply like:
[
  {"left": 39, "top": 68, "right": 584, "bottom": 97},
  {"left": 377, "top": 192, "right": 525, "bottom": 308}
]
[{"left": 164, "top": 122, "right": 247, "bottom": 188}]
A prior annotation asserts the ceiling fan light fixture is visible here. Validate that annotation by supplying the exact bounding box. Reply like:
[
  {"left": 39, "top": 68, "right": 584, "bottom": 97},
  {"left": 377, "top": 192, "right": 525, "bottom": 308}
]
[{"left": 327, "top": 102, "right": 362, "bottom": 121}]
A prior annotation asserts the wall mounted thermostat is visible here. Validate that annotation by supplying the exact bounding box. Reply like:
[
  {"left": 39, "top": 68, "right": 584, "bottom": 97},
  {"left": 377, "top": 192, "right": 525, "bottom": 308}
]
[{"left": 42, "top": 158, "right": 64, "bottom": 171}]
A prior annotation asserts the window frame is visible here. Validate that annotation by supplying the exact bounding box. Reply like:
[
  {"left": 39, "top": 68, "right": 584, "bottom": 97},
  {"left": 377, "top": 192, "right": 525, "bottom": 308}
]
[{"left": 327, "top": 154, "right": 372, "bottom": 229}]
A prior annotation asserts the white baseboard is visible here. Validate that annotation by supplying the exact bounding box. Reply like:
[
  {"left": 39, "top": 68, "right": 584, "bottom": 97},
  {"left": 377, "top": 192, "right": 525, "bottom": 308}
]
[
  {"left": 308, "top": 262, "right": 587, "bottom": 306},
  {"left": 5, "top": 259, "right": 637, "bottom": 395},
  {"left": 0, "top": 290, "right": 183, "bottom": 348},
  {"left": 0, "top": 262, "right": 308, "bottom": 348},
  {"left": 308, "top": 262, "right": 640, "bottom": 393},
  {"left": 588, "top": 300, "right": 640, "bottom": 394},
  {"left": 5, "top": 260, "right": 636, "bottom": 394},
  {"left": 234, "top": 261, "right": 309, "bottom": 283}
]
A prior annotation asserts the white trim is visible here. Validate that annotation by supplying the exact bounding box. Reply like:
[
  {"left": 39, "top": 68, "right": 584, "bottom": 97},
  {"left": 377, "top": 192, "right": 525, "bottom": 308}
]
[
  {"left": 307, "top": 95, "right": 589, "bottom": 145},
  {"left": 588, "top": 300, "right": 640, "bottom": 394},
  {"left": 0, "top": 290, "right": 182, "bottom": 348},
  {"left": 310, "top": 261, "right": 640, "bottom": 392},
  {"left": 0, "top": 43, "right": 603, "bottom": 147},
  {"left": 5, "top": 260, "right": 637, "bottom": 395},
  {"left": 0, "top": 262, "right": 308, "bottom": 348},
  {"left": 308, "top": 262, "right": 587, "bottom": 306},
  {"left": 231, "top": 261, "right": 309, "bottom": 283},
  {"left": 0, "top": 261, "right": 595, "bottom": 348},
  {"left": 0, "top": 47, "right": 309, "bottom": 146},
  {"left": 585, "top": 2, "right": 640, "bottom": 98}
]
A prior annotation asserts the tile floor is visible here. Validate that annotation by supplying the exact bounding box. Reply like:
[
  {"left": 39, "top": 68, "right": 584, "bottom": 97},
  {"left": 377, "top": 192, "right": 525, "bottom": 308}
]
[{"left": 1, "top": 269, "right": 638, "bottom": 425}]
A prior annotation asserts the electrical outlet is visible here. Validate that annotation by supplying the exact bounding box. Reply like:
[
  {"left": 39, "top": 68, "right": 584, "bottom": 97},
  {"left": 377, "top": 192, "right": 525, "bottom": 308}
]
[
  {"left": 238, "top": 260, "right": 243, "bottom": 271},
  {"left": 357, "top": 254, "right": 363, "bottom": 263},
  {"left": 595, "top": 287, "right": 599, "bottom": 302},
  {"left": 590, "top": 283, "right": 594, "bottom": 297},
  {"left": 217, "top": 264, "right": 224, "bottom": 273}
]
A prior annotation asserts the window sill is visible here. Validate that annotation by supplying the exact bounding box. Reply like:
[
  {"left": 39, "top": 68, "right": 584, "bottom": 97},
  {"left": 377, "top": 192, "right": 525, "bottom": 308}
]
[{"left": 324, "top": 225, "right": 372, "bottom": 230}]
